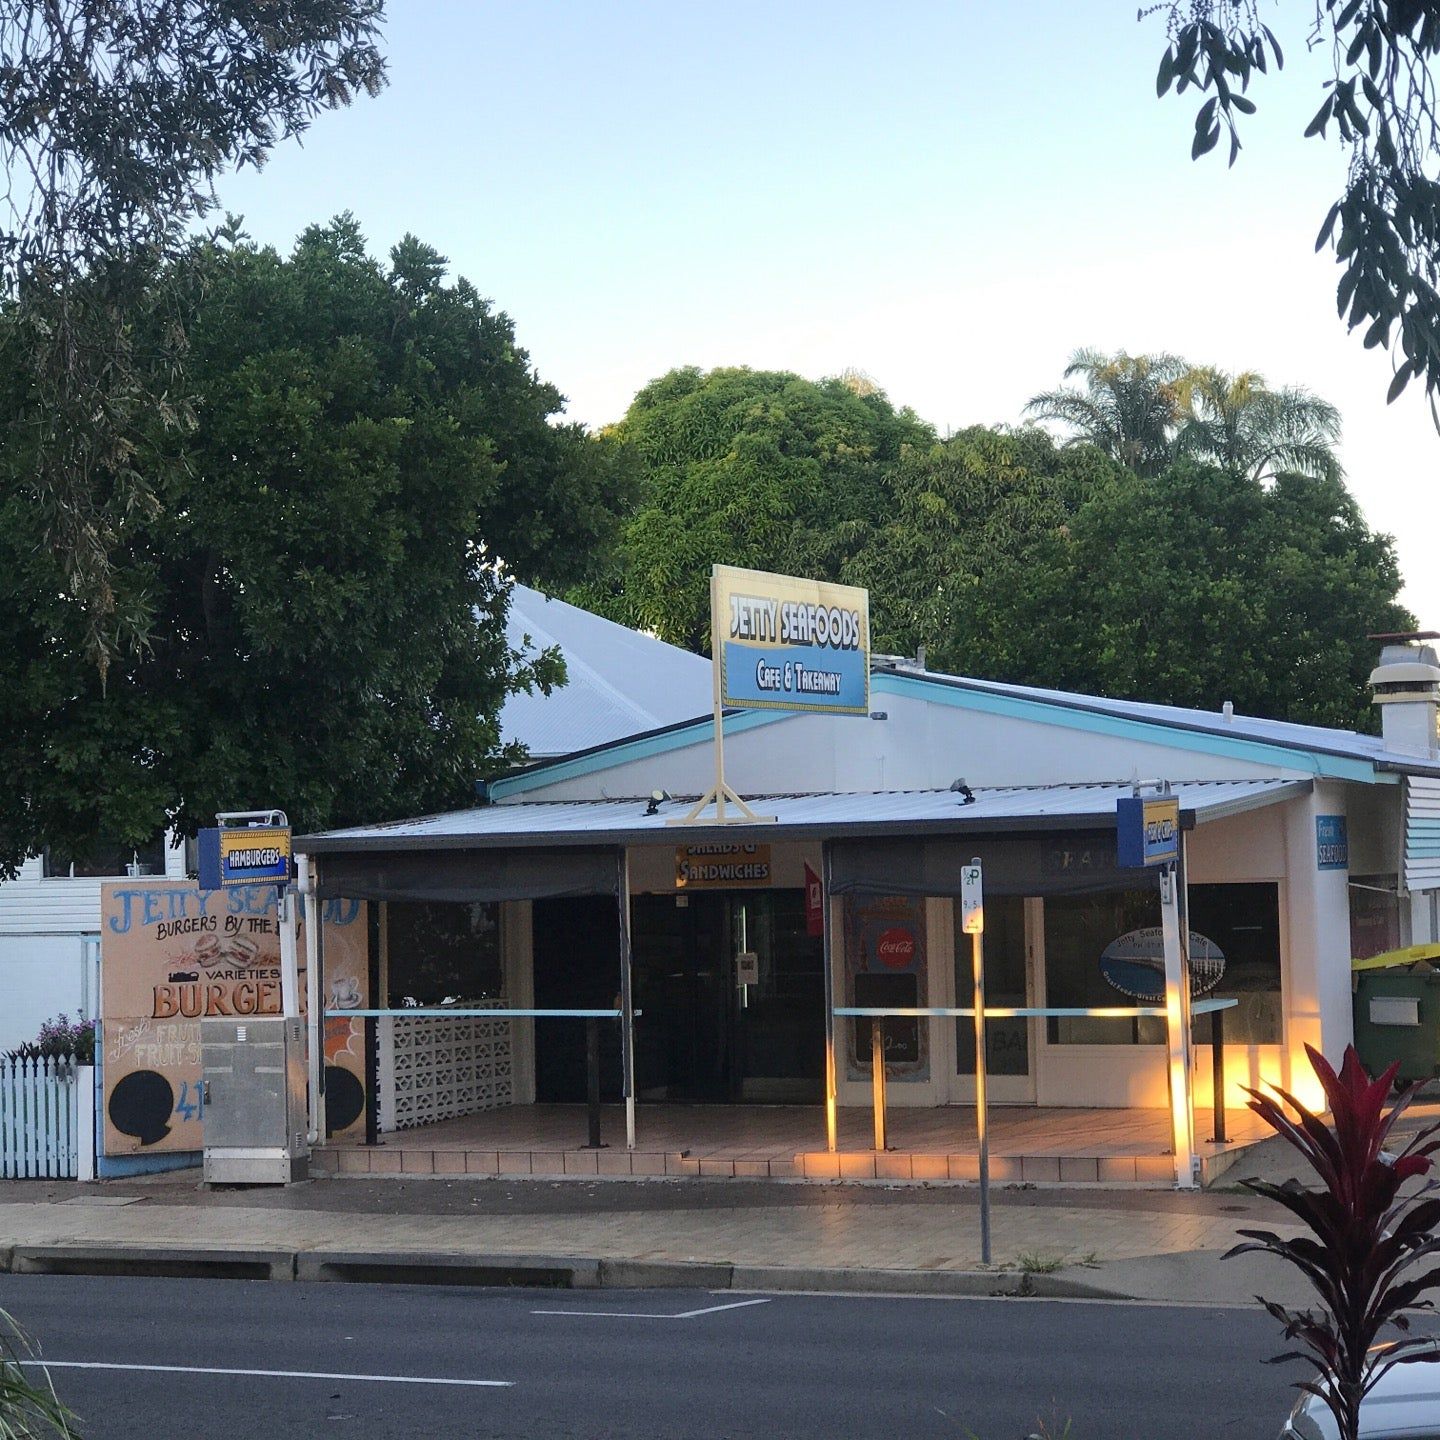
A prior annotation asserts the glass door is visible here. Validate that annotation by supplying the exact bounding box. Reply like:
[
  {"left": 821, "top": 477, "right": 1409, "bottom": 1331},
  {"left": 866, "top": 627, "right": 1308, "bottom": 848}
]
[
  {"left": 731, "top": 891, "right": 824, "bottom": 1102},
  {"left": 951, "top": 894, "right": 1037, "bottom": 1104},
  {"left": 630, "top": 893, "right": 731, "bottom": 1101}
]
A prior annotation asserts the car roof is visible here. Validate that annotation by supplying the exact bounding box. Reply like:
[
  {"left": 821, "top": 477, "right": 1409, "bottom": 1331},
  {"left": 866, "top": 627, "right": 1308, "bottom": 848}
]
[{"left": 1298, "top": 1361, "right": 1440, "bottom": 1439}]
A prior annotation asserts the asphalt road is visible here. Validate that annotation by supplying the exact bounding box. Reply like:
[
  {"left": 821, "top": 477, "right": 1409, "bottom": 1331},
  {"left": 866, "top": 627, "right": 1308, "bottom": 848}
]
[{"left": 0, "top": 1274, "right": 1298, "bottom": 1439}]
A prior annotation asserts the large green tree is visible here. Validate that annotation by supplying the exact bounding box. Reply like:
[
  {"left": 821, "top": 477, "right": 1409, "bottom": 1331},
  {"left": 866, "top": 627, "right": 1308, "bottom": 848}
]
[
  {"left": 0, "top": 0, "right": 388, "bottom": 678},
  {"left": 0, "top": 218, "right": 628, "bottom": 878},
  {"left": 868, "top": 449, "right": 1410, "bottom": 730},
  {"left": 575, "top": 366, "right": 935, "bottom": 650},
  {"left": 1145, "top": 2, "right": 1440, "bottom": 417},
  {"left": 847, "top": 424, "right": 1120, "bottom": 668}
]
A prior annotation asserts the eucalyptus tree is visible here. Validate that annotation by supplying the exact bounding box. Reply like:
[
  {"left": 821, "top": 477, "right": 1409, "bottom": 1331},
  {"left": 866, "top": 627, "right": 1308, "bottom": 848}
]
[
  {"left": 1145, "top": 2, "right": 1440, "bottom": 420},
  {"left": 0, "top": 0, "right": 388, "bottom": 678}
]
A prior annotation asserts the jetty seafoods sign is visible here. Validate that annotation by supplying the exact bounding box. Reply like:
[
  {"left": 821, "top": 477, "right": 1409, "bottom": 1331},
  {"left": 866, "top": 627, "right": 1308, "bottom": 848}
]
[
  {"left": 1100, "top": 927, "right": 1226, "bottom": 1003},
  {"left": 713, "top": 565, "right": 870, "bottom": 716}
]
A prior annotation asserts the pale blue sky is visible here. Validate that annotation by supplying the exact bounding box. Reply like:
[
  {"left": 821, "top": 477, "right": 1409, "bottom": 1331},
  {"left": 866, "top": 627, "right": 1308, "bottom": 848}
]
[{"left": 216, "top": 0, "right": 1439, "bottom": 627}]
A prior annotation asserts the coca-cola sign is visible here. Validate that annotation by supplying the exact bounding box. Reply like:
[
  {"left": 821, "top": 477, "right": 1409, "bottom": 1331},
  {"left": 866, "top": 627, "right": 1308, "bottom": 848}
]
[{"left": 876, "top": 926, "right": 916, "bottom": 969}]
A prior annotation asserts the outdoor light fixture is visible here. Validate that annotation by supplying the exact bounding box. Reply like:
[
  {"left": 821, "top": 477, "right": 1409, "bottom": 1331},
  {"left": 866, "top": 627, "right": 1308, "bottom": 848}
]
[
  {"left": 644, "top": 789, "right": 673, "bottom": 817},
  {"left": 950, "top": 778, "right": 975, "bottom": 804}
]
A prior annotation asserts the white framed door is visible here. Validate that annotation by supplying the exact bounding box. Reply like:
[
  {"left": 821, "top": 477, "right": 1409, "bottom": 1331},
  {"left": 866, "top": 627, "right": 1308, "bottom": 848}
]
[{"left": 949, "top": 894, "right": 1038, "bottom": 1104}]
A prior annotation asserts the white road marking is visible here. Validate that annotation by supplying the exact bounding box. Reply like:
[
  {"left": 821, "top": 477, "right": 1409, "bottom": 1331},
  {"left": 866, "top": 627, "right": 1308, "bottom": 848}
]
[
  {"left": 532, "top": 1297, "right": 772, "bottom": 1320},
  {"left": 20, "top": 1361, "right": 511, "bottom": 1388}
]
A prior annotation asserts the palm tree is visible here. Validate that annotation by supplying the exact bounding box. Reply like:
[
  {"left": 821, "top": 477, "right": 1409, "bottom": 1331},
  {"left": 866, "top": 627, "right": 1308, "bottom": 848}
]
[
  {"left": 1024, "top": 349, "right": 1187, "bottom": 477},
  {"left": 1173, "top": 367, "right": 1343, "bottom": 483}
]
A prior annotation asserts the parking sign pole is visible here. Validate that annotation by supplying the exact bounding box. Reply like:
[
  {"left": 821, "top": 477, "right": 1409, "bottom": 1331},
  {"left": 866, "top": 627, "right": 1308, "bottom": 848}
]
[{"left": 962, "top": 858, "right": 991, "bottom": 1266}]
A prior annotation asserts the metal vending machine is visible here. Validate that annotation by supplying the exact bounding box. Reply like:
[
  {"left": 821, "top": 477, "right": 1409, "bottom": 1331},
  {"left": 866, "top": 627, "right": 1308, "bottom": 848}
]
[{"left": 200, "top": 1016, "right": 309, "bottom": 1184}]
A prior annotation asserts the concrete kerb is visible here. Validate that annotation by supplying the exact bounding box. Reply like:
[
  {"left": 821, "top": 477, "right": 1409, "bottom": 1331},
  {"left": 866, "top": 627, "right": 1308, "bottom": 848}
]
[
  {"left": 6, "top": 1244, "right": 295, "bottom": 1282},
  {"left": 0, "top": 1242, "right": 1138, "bottom": 1300},
  {"left": 726, "top": 1264, "right": 1131, "bottom": 1300}
]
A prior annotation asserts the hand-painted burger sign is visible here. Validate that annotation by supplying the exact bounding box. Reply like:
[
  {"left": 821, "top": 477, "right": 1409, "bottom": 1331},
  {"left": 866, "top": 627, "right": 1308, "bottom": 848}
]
[
  {"left": 1099, "top": 927, "right": 1225, "bottom": 1002},
  {"left": 100, "top": 878, "right": 369, "bottom": 1155}
]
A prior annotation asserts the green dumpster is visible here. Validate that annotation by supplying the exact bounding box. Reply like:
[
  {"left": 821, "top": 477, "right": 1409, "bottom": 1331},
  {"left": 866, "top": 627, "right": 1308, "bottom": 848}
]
[{"left": 1353, "top": 969, "right": 1440, "bottom": 1085}]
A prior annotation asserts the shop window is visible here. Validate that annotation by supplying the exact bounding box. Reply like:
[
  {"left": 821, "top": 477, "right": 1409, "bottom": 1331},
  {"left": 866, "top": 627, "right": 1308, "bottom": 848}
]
[
  {"left": 955, "top": 894, "right": 1030, "bottom": 1076},
  {"left": 43, "top": 833, "right": 168, "bottom": 879},
  {"left": 386, "top": 901, "right": 502, "bottom": 1007},
  {"left": 1045, "top": 890, "right": 1164, "bottom": 1045},
  {"left": 1044, "top": 883, "right": 1283, "bottom": 1046},
  {"left": 1189, "top": 883, "right": 1283, "bottom": 1046}
]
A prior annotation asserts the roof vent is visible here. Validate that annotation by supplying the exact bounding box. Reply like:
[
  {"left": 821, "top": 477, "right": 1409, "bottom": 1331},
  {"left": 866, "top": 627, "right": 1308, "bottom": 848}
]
[
  {"left": 1368, "top": 643, "right": 1440, "bottom": 700},
  {"left": 1368, "top": 634, "right": 1440, "bottom": 758}
]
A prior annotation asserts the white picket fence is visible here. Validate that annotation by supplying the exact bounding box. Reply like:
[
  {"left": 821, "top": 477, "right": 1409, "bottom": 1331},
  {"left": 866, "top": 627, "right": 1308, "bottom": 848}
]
[{"left": 0, "top": 1055, "right": 81, "bottom": 1179}]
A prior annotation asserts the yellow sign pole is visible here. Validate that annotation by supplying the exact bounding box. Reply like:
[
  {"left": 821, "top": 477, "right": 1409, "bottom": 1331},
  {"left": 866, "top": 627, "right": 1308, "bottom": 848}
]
[{"left": 961, "top": 858, "right": 991, "bottom": 1265}]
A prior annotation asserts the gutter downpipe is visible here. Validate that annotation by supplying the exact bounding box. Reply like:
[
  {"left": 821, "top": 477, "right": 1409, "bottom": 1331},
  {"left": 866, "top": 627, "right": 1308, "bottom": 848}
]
[
  {"left": 822, "top": 841, "right": 838, "bottom": 1153},
  {"left": 298, "top": 854, "right": 323, "bottom": 1146},
  {"left": 618, "top": 848, "right": 637, "bottom": 1151}
]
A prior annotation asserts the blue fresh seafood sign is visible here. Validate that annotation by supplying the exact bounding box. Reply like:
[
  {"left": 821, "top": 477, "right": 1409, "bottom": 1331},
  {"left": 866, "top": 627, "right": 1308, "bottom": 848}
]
[
  {"left": 1316, "top": 815, "right": 1349, "bottom": 871},
  {"left": 1115, "top": 795, "right": 1180, "bottom": 868},
  {"left": 713, "top": 564, "right": 870, "bottom": 716}
]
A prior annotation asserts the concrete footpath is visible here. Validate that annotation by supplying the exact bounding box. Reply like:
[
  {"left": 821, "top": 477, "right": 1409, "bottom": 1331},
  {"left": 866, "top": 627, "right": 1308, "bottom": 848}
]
[{"left": 0, "top": 1138, "right": 1317, "bottom": 1308}]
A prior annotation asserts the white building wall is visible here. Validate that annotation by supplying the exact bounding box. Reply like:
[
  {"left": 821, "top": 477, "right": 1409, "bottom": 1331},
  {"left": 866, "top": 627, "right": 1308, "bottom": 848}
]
[
  {"left": 510, "top": 697, "right": 1319, "bottom": 805},
  {"left": 0, "top": 838, "right": 186, "bottom": 937},
  {"left": 1274, "top": 780, "right": 1355, "bottom": 1111},
  {"left": 0, "top": 837, "right": 186, "bottom": 1052}
]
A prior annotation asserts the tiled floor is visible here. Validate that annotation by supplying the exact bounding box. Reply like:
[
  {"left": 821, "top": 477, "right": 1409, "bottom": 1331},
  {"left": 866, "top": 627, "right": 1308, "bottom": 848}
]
[{"left": 317, "top": 1102, "right": 1270, "bottom": 1185}]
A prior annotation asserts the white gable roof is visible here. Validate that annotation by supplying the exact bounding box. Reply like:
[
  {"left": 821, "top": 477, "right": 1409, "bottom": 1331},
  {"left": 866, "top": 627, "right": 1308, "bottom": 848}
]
[{"left": 501, "top": 584, "right": 712, "bottom": 759}]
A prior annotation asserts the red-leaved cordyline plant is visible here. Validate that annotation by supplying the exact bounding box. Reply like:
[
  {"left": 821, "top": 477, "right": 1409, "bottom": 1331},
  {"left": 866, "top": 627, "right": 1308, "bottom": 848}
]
[{"left": 1228, "top": 1044, "right": 1440, "bottom": 1440}]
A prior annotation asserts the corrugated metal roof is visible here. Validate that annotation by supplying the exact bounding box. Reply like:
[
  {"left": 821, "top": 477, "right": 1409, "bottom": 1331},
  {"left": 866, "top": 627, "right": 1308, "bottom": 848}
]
[
  {"left": 500, "top": 584, "right": 712, "bottom": 758},
  {"left": 300, "top": 779, "right": 1310, "bottom": 852}
]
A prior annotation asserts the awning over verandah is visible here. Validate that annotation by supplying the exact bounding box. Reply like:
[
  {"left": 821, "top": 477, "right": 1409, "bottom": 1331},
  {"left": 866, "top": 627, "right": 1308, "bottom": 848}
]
[{"left": 297, "top": 778, "right": 1310, "bottom": 1178}]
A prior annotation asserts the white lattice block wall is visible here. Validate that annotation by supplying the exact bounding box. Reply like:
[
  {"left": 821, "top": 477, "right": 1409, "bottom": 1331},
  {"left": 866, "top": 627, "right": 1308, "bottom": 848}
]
[{"left": 377, "top": 1004, "right": 513, "bottom": 1132}]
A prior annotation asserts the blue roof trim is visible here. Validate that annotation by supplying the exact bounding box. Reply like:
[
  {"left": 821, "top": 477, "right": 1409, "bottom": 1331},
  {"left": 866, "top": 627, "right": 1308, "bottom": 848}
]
[
  {"left": 489, "top": 708, "right": 792, "bottom": 799},
  {"left": 870, "top": 671, "right": 1389, "bottom": 784}
]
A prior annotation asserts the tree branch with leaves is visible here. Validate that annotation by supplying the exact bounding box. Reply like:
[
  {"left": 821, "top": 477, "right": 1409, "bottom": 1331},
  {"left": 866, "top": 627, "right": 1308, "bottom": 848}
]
[
  {"left": 0, "top": 0, "right": 388, "bottom": 679},
  {"left": 1145, "top": 1, "right": 1440, "bottom": 422}
]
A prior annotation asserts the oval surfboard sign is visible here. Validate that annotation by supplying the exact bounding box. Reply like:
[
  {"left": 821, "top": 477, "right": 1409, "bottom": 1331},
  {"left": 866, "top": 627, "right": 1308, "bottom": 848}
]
[{"left": 1099, "top": 926, "right": 1225, "bottom": 1002}]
